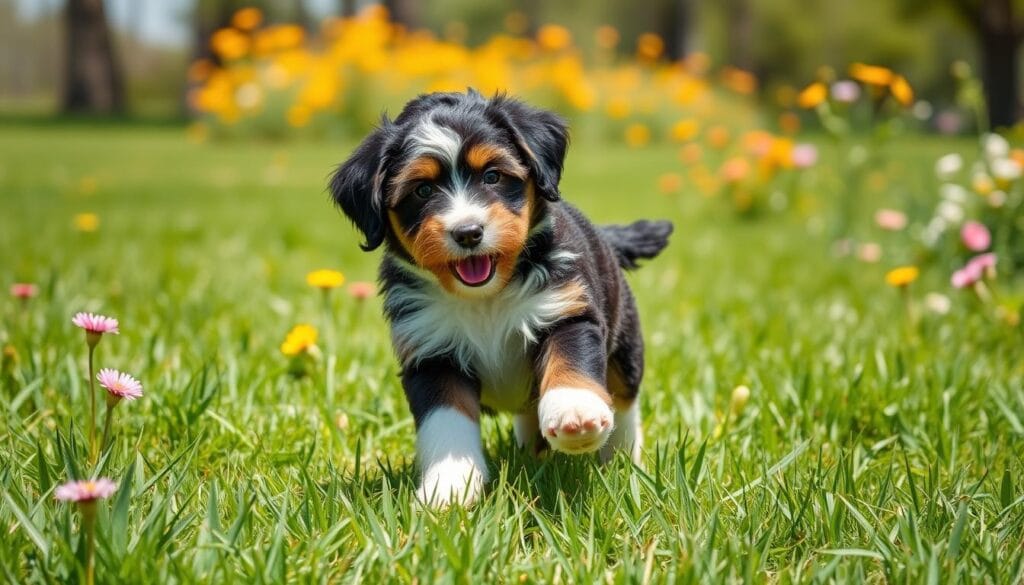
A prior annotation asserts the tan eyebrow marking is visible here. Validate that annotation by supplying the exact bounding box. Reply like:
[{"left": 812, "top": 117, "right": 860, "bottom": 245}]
[
  {"left": 466, "top": 143, "right": 507, "bottom": 170},
  {"left": 393, "top": 157, "right": 441, "bottom": 184},
  {"left": 465, "top": 143, "right": 528, "bottom": 179}
]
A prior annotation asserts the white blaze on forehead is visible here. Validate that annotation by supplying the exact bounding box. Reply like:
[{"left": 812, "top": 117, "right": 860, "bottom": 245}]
[{"left": 406, "top": 118, "right": 462, "bottom": 171}]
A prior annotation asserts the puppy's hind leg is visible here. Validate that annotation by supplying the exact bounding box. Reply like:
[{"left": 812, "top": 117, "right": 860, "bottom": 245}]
[{"left": 600, "top": 305, "right": 645, "bottom": 465}]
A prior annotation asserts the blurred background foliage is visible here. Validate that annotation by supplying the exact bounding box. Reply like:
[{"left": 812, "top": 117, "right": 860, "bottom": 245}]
[{"left": 0, "top": 0, "right": 1019, "bottom": 131}]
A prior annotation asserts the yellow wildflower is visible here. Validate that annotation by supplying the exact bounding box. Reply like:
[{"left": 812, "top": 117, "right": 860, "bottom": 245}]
[
  {"left": 889, "top": 75, "right": 914, "bottom": 106},
  {"left": 210, "top": 27, "right": 249, "bottom": 61},
  {"left": 306, "top": 269, "right": 345, "bottom": 290},
  {"left": 885, "top": 266, "right": 919, "bottom": 288},
  {"left": 849, "top": 63, "right": 893, "bottom": 86},
  {"left": 537, "top": 25, "right": 571, "bottom": 51},
  {"left": 636, "top": 33, "right": 664, "bottom": 60},
  {"left": 797, "top": 82, "right": 827, "bottom": 109},
  {"left": 231, "top": 7, "right": 263, "bottom": 31},
  {"left": 281, "top": 324, "right": 318, "bottom": 356},
  {"left": 73, "top": 213, "right": 99, "bottom": 232},
  {"left": 670, "top": 119, "right": 699, "bottom": 142}
]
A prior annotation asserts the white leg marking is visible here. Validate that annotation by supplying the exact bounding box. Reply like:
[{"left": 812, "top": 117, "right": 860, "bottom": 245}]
[
  {"left": 416, "top": 408, "right": 488, "bottom": 508},
  {"left": 538, "top": 387, "right": 614, "bottom": 454},
  {"left": 600, "top": 399, "right": 643, "bottom": 464},
  {"left": 513, "top": 409, "right": 539, "bottom": 451}
]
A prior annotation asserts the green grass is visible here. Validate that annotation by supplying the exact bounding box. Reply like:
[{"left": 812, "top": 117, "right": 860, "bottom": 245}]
[{"left": 1, "top": 124, "right": 1023, "bottom": 583}]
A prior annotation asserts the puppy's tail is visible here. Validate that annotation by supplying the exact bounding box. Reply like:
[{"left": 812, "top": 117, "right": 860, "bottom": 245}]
[{"left": 599, "top": 220, "right": 674, "bottom": 270}]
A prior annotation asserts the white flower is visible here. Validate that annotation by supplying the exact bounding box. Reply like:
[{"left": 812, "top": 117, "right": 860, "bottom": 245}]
[
  {"left": 912, "top": 100, "right": 933, "bottom": 121},
  {"left": 991, "top": 158, "right": 1022, "bottom": 182},
  {"left": 924, "top": 293, "right": 951, "bottom": 315},
  {"left": 939, "top": 183, "right": 968, "bottom": 203},
  {"left": 937, "top": 200, "right": 964, "bottom": 224},
  {"left": 934, "top": 153, "right": 963, "bottom": 180},
  {"left": 989, "top": 190, "right": 1007, "bottom": 208},
  {"left": 983, "top": 133, "right": 1010, "bottom": 160},
  {"left": 921, "top": 218, "right": 946, "bottom": 247}
]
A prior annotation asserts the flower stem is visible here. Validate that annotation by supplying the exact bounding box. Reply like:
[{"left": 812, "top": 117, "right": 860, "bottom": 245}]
[
  {"left": 100, "top": 401, "right": 115, "bottom": 456},
  {"left": 88, "top": 345, "right": 96, "bottom": 465},
  {"left": 82, "top": 504, "right": 97, "bottom": 585},
  {"left": 321, "top": 289, "right": 335, "bottom": 355}
]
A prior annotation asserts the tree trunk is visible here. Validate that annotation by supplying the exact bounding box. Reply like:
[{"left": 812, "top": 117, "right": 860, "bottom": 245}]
[
  {"left": 977, "top": 0, "right": 1020, "bottom": 128},
  {"left": 724, "top": 0, "right": 753, "bottom": 70},
  {"left": 63, "top": 0, "right": 125, "bottom": 114},
  {"left": 659, "top": 0, "right": 691, "bottom": 61},
  {"left": 383, "top": 0, "right": 419, "bottom": 29}
]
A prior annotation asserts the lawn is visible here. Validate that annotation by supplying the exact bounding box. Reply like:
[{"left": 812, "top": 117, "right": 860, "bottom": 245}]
[{"left": 1, "top": 123, "right": 1022, "bottom": 583}]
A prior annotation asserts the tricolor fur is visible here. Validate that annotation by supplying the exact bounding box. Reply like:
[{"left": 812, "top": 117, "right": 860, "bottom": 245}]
[{"left": 329, "top": 90, "right": 673, "bottom": 507}]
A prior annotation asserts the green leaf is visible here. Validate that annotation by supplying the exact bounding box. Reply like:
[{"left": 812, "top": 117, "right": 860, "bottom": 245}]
[
  {"left": 0, "top": 489, "right": 49, "bottom": 557},
  {"left": 947, "top": 500, "right": 968, "bottom": 560},
  {"left": 1000, "top": 468, "right": 1013, "bottom": 510},
  {"left": 111, "top": 457, "right": 136, "bottom": 554}
]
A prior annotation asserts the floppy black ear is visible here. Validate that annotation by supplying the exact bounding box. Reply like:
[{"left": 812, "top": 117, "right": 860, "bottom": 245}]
[
  {"left": 486, "top": 96, "right": 569, "bottom": 201},
  {"left": 329, "top": 123, "right": 393, "bottom": 251}
]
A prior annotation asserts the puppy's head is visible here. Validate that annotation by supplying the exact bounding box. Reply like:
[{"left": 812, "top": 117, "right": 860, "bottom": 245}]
[{"left": 330, "top": 91, "right": 568, "bottom": 298}]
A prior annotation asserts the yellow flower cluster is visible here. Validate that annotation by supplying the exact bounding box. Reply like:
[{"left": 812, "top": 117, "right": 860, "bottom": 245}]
[
  {"left": 798, "top": 63, "right": 915, "bottom": 110},
  {"left": 189, "top": 6, "right": 755, "bottom": 141},
  {"left": 280, "top": 324, "right": 318, "bottom": 356}
]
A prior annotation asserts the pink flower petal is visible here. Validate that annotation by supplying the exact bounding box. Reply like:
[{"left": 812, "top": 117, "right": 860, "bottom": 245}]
[
  {"left": 874, "top": 209, "right": 907, "bottom": 231},
  {"left": 10, "top": 283, "right": 38, "bottom": 299},
  {"left": 72, "top": 312, "right": 120, "bottom": 335},
  {"left": 960, "top": 221, "right": 991, "bottom": 252},
  {"left": 54, "top": 478, "right": 118, "bottom": 502},
  {"left": 97, "top": 368, "right": 143, "bottom": 400}
]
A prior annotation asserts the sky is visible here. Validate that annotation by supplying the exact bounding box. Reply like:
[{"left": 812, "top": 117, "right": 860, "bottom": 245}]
[{"left": 13, "top": 0, "right": 338, "bottom": 48}]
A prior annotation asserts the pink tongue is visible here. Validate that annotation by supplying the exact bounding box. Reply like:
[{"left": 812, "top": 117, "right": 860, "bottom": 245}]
[{"left": 454, "top": 256, "right": 493, "bottom": 285}]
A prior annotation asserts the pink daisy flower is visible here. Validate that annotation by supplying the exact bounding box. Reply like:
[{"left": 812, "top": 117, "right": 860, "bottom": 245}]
[
  {"left": 951, "top": 253, "right": 998, "bottom": 289},
  {"left": 791, "top": 144, "right": 819, "bottom": 169},
  {"left": 950, "top": 265, "right": 980, "bottom": 289},
  {"left": 874, "top": 209, "right": 908, "bottom": 231},
  {"left": 55, "top": 478, "right": 118, "bottom": 503},
  {"left": 97, "top": 368, "right": 143, "bottom": 401},
  {"left": 968, "top": 252, "right": 997, "bottom": 274},
  {"left": 72, "top": 312, "right": 119, "bottom": 335},
  {"left": 831, "top": 80, "right": 861, "bottom": 103},
  {"left": 10, "top": 283, "right": 38, "bottom": 299},
  {"left": 348, "top": 281, "right": 375, "bottom": 300},
  {"left": 960, "top": 221, "right": 991, "bottom": 252}
]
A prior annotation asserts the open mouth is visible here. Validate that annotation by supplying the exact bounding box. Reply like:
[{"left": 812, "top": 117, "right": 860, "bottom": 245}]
[{"left": 451, "top": 255, "right": 496, "bottom": 287}]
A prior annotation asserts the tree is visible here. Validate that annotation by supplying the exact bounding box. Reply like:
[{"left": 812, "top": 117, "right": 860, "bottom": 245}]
[
  {"left": 383, "top": 0, "right": 420, "bottom": 29},
  {"left": 62, "top": 0, "right": 125, "bottom": 114},
  {"left": 658, "top": 0, "right": 693, "bottom": 61},
  {"left": 950, "top": 0, "right": 1021, "bottom": 128}
]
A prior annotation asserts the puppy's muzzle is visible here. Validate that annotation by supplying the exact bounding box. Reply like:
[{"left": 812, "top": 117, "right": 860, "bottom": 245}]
[{"left": 450, "top": 224, "right": 485, "bottom": 250}]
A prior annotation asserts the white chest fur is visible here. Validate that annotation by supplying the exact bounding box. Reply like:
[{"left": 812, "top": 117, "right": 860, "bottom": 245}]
[{"left": 388, "top": 276, "right": 582, "bottom": 413}]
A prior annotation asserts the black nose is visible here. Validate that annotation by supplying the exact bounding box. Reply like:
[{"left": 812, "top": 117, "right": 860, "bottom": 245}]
[{"left": 451, "top": 224, "right": 484, "bottom": 249}]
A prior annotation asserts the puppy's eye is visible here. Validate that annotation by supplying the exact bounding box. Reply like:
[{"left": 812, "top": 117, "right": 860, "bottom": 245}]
[
  {"left": 482, "top": 170, "right": 501, "bottom": 185},
  {"left": 414, "top": 183, "right": 434, "bottom": 199}
]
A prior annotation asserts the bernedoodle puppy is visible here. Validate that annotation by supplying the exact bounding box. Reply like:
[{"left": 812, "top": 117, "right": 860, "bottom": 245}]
[{"left": 329, "top": 90, "right": 672, "bottom": 507}]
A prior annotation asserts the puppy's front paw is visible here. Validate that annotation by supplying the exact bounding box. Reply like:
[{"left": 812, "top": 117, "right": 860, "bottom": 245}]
[
  {"left": 415, "top": 408, "right": 488, "bottom": 508},
  {"left": 539, "top": 387, "right": 613, "bottom": 454},
  {"left": 416, "top": 456, "right": 486, "bottom": 508}
]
